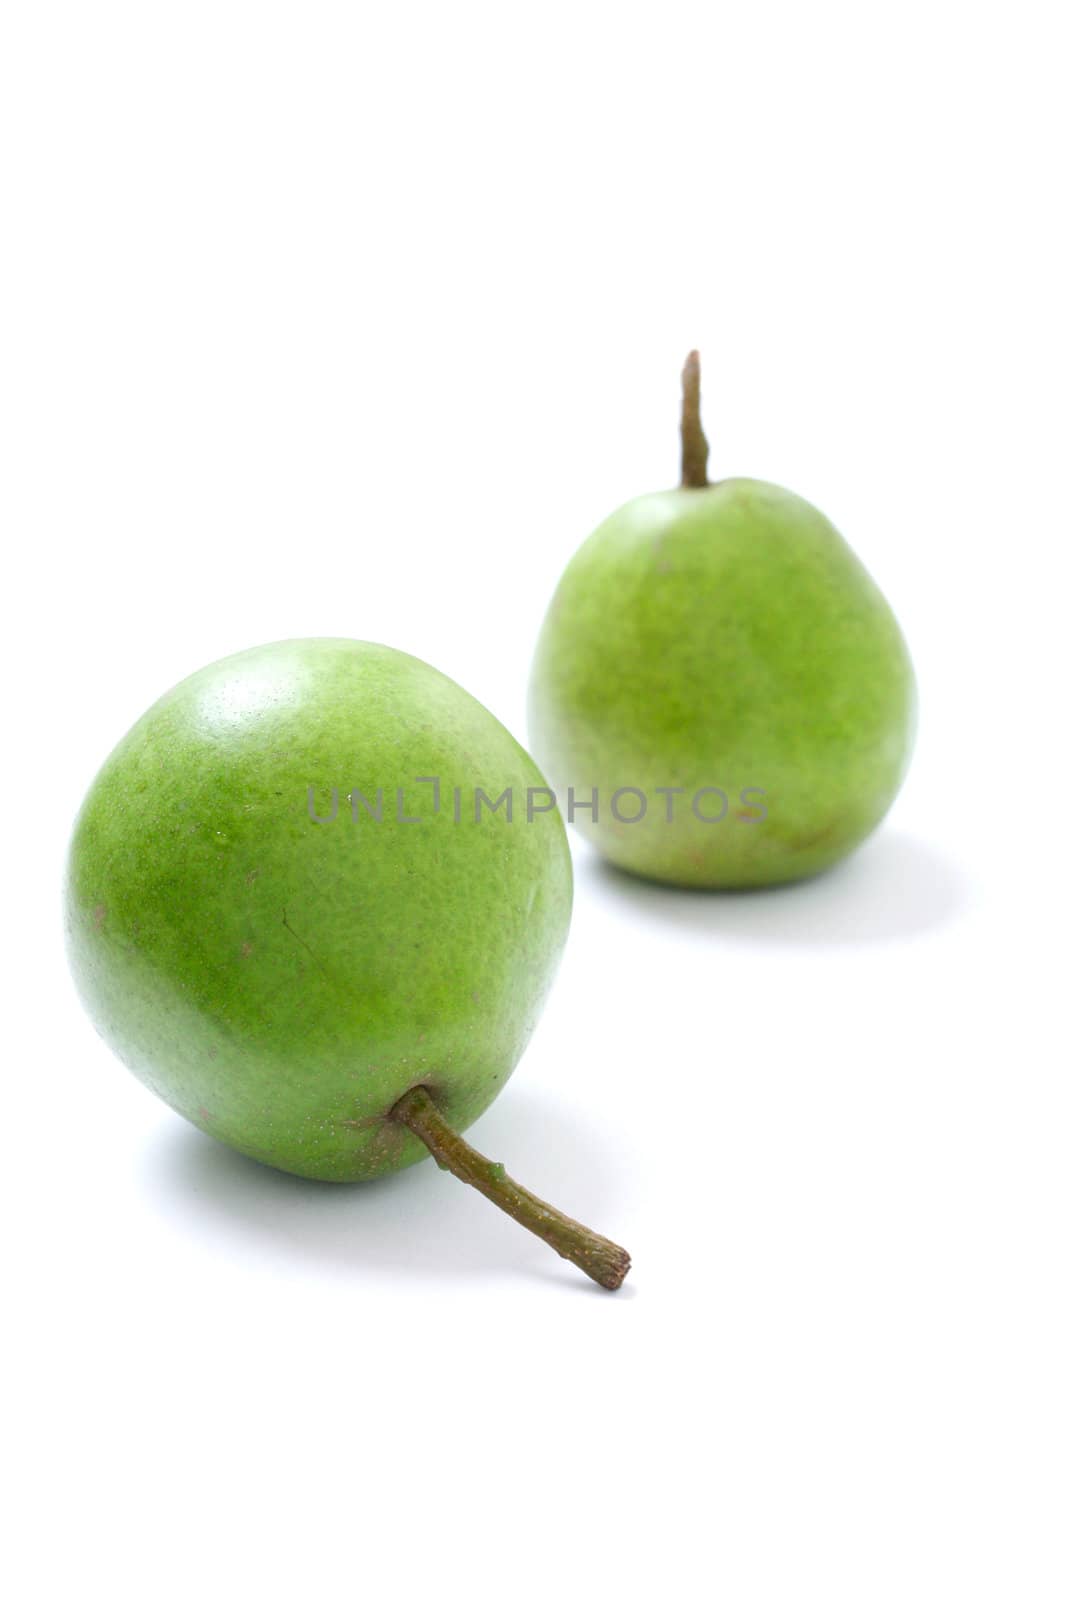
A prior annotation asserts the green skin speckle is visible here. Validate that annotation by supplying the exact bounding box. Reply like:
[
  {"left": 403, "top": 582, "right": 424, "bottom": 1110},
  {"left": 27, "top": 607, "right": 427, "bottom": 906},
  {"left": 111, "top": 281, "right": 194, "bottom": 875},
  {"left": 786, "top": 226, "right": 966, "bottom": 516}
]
[
  {"left": 528, "top": 361, "right": 917, "bottom": 888},
  {"left": 66, "top": 639, "right": 573, "bottom": 1182}
]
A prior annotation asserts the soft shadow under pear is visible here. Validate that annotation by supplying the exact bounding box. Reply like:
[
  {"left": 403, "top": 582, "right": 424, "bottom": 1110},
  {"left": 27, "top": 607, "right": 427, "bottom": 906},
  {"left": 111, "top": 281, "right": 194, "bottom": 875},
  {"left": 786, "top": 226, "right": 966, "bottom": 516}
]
[{"left": 586, "top": 831, "right": 969, "bottom": 947}]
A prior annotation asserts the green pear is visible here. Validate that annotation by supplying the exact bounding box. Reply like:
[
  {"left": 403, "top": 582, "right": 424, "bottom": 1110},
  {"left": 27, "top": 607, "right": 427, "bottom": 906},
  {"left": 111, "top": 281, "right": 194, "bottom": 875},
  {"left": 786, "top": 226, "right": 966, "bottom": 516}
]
[
  {"left": 66, "top": 638, "right": 628, "bottom": 1288},
  {"left": 528, "top": 355, "right": 917, "bottom": 888}
]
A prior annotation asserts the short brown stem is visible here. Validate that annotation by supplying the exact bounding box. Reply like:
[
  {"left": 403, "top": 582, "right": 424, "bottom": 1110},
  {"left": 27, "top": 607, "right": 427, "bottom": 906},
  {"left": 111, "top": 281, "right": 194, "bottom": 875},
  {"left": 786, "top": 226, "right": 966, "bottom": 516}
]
[
  {"left": 391, "top": 1086, "right": 631, "bottom": 1291},
  {"left": 680, "top": 349, "right": 711, "bottom": 488}
]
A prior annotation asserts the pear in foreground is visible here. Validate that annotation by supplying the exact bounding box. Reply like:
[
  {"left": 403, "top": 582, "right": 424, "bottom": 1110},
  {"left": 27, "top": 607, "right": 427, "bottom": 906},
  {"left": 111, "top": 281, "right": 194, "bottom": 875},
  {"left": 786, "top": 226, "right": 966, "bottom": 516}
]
[
  {"left": 66, "top": 638, "right": 629, "bottom": 1288},
  {"left": 528, "top": 355, "right": 917, "bottom": 888}
]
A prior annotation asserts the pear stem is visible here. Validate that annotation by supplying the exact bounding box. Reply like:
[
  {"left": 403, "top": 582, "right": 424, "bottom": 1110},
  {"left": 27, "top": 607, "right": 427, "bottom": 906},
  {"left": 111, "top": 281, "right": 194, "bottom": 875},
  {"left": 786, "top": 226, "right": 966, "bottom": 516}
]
[
  {"left": 390, "top": 1086, "right": 631, "bottom": 1291},
  {"left": 680, "top": 349, "right": 711, "bottom": 489}
]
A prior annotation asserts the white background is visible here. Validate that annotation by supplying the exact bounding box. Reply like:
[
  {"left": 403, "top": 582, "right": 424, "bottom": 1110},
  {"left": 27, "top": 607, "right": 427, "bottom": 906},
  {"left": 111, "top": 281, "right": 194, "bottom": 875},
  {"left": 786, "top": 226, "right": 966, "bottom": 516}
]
[{"left": 2, "top": 4, "right": 1064, "bottom": 1596}]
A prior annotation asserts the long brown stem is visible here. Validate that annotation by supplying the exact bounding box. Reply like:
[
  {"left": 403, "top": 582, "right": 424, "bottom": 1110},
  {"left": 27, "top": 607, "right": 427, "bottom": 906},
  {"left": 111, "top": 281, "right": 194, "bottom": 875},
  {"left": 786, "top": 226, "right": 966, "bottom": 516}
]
[
  {"left": 391, "top": 1086, "right": 631, "bottom": 1291},
  {"left": 680, "top": 349, "right": 711, "bottom": 488}
]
